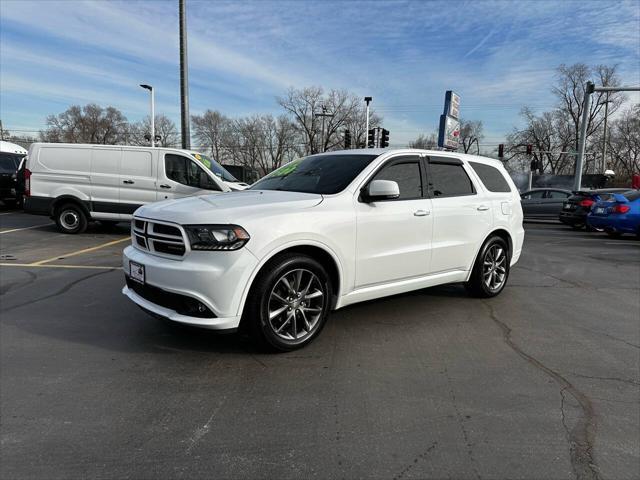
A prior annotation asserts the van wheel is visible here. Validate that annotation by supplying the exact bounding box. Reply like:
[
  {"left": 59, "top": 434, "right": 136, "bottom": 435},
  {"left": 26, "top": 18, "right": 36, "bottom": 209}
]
[
  {"left": 55, "top": 203, "right": 88, "bottom": 234},
  {"left": 465, "top": 235, "right": 510, "bottom": 298},
  {"left": 244, "top": 253, "right": 331, "bottom": 352}
]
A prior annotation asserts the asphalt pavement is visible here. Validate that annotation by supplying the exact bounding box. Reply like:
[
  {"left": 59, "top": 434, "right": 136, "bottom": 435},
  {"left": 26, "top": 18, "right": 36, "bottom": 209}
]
[{"left": 1, "top": 208, "right": 638, "bottom": 480}]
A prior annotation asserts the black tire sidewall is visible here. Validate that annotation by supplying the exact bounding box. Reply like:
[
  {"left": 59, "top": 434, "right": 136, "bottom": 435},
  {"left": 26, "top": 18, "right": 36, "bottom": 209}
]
[
  {"left": 251, "top": 254, "right": 331, "bottom": 351},
  {"left": 55, "top": 203, "right": 88, "bottom": 234}
]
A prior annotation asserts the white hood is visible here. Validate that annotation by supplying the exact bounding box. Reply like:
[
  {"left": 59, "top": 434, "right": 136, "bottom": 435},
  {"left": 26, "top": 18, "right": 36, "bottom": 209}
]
[{"left": 135, "top": 190, "right": 323, "bottom": 225}]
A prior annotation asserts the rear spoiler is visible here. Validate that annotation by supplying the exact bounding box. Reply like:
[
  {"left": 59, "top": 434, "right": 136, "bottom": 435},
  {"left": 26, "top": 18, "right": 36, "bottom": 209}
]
[{"left": 612, "top": 193, "right": 629, "bottom": 203}]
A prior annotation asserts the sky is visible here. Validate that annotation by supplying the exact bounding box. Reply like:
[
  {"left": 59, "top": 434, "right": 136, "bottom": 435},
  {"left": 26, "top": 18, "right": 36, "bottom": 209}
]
[{"left": 1, "top": 0, "right": 639, "bottom": 148}]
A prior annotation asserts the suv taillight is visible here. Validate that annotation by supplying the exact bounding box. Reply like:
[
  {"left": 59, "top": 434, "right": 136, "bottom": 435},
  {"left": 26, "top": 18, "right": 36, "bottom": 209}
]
[
  {"left": 579, "top": 199, "right": 594, "bottom": 207},
  {"left": 611, "top": 204, "right": 630, "bottom": 214},
  {"left": 24, "top": 168, "right": 31, "bottom": 197}
]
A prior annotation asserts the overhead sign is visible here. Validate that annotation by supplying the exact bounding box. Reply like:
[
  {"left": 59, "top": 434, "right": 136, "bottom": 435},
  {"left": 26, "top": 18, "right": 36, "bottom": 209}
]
[{"left": 438, "top": 90, "right": 461, "bottom": 150}]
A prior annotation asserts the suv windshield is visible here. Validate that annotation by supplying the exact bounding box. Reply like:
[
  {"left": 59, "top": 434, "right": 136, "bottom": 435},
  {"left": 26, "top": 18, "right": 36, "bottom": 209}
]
[
  {"left": 191, "top": 152, "right": 238, "bottom": 183},
  {"left": 250, "top": 154, "right": 379, "bottom": 194}
]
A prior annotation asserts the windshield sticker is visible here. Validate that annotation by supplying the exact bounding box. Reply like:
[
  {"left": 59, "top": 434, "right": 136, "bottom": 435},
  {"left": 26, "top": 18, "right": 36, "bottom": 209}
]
[{"left": 270, "top": 159, "right": 302, "bottom": 178}]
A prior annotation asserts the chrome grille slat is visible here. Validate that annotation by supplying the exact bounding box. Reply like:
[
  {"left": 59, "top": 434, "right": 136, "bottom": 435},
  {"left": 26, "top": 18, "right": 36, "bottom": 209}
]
[{"left": 131, "top": 218, "right": 187, "bottom": 258}]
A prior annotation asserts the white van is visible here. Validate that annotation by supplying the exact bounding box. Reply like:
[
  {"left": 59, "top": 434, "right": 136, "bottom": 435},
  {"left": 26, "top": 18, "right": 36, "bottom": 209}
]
[{"left": 24, "top": 143, "right": 238, "bottom": 233}]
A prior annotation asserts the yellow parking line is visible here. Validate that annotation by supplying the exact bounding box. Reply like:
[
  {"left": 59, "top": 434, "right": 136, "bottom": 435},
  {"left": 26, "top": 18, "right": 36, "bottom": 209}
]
[
  {"left": 0, "top": 223, "right": 51, "bottom": 234},
  {"left": 30, "top": 237, "right": 130, "bottom": 266},
  {"left": 0, "top": 263, "right": 120, "bottom": 270}
]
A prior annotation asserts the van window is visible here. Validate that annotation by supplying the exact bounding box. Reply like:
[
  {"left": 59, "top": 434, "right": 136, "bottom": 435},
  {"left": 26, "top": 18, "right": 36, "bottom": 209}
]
[
  {"left": 469, "top": 161, "right": 511, "bottom": 192},
  {"left": 40, "top": 147, "right": 91, "bottom": 172},
  {"left": 165, "top": 154, "right": 221, "bottom": 191},
  {"left": 429, "top": 161, "right": 475, "bottom": 197},
  {"left": 122, "top": 150, "right": 152, "bottom": 178}
]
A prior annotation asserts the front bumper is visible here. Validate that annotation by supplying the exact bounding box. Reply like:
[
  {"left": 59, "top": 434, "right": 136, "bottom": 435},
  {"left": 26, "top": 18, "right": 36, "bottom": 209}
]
[{"left": 122, "top": 244, "right": 259, "bottom": 330}]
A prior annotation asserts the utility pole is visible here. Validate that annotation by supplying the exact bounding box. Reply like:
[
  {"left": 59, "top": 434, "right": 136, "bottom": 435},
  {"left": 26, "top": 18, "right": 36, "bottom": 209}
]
[
  {"left": 601, "top": 91, "right": 609, "bottom": 173},
  {"left": 574, "top": 83, "right": 639, "bottom": 190},
  {"left": 364, "top": 96, "right": 372, "bottom": 147},
  {"left": 179, "top": 0, "right": 191, "bottom": 149},
  {"left": 313, "top": 105, "right": 334, "bottom": 152}
]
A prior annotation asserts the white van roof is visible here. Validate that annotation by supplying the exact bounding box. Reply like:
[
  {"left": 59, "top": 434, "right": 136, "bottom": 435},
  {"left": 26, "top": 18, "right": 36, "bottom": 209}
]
[{"left": 0, "top": 140, "right": 28, "bottom": 155}]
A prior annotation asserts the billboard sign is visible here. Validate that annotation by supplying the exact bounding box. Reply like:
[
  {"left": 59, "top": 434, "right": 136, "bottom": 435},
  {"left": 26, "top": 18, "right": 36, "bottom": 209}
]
[{"left": 438, "top": 90, "right": 461, "bottom": 150}]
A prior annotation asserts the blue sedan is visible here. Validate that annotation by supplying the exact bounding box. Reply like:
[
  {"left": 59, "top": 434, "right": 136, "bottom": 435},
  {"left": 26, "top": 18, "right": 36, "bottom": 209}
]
[{"left": 587, "top": 190, "right": 640, "bottom": 237}]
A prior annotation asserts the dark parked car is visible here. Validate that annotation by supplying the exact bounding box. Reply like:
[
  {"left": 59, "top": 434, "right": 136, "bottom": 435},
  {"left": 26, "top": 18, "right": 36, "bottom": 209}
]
[
  {"left": 559, "top": 188, "right": 633, "bottom": 230},
  {"left": 520, "top": 188, "right": 571, "bottom": 218},
  {"left": 0, "top": 151, "right": 24, "bottom": 208}
]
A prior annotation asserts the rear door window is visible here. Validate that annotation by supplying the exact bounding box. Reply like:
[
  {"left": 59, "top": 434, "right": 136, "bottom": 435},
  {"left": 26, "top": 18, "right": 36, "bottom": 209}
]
[
  {"left": 468, "top": 161, "right": 511, "bottom": 192},
  {"left": 371, "top": 158, "right": 423, "bottom": 200},
  {"left": 546, "top": 190, "right": 570, "bottom": 199},
  {"left": 429, "top": 159, "right": 475, "bottom": 198},
  {"left": 522, "top": 191, "right": 545, "bottom": 199}
]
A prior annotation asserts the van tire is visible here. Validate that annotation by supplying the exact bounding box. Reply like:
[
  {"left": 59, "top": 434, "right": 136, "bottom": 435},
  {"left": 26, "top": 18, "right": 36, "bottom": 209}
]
[{"left": 55, "top": 203, "right": 88, "bottom": 234}]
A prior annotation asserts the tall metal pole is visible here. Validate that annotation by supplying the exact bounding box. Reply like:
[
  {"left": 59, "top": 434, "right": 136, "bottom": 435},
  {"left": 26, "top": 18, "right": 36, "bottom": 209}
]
[
  {"left": 150, "top": 87, "right": 155, "bottom": 148},
  {"left": 364, "top": 96, "right": 372, "bottom": 148},
  {"left": 574, "top": 83, "right": 639, "bottom": 190},
  {"left": 574, "top": 82, "right": 594, "bottom": 191},
  {"left": 601, "top": 92, "right": 609, "bottom": 173},
  {"left": 179, "top": 0, "right": 191, "bottom": 149}
]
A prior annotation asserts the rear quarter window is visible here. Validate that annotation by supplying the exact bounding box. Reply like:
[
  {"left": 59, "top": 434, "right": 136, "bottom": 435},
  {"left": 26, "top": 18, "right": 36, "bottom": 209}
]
[{"left": 469, "top": 161, "right": 511, "bottom": 193}]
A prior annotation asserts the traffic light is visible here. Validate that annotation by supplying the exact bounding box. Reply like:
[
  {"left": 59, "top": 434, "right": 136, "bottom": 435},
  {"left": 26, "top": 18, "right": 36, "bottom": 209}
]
[
  {"left": 380, "top": 128, "right": 390, "bottom": 148},
  {"left": 498, "top": 144, "right": 504, "bottom": 158},
  {"left": 526, "top": 144, "right": 533, "bottom": 155},
  {"left": 367, "top": 129, "right": 375, "bottom": 148},
  {"left": 344, "top": 129, "right": 351, "bottom": 149}
]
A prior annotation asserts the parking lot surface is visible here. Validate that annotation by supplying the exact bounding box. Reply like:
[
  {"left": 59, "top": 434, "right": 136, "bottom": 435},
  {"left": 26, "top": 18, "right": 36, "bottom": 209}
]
[{"left": 1, "top": 209, "right": 639, "bottom": 479}]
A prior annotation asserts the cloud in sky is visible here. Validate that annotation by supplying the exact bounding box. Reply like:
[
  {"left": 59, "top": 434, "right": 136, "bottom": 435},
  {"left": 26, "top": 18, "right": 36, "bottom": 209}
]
[{"left": 1, "top": 0, "right": 638, "bottom": 146}]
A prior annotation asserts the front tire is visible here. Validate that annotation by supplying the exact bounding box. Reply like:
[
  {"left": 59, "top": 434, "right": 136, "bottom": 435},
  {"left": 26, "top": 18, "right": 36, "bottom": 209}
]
[
  {"left": 465, "top": 235, "right": 510, "bottom": 298},
  {"left": 55, "top": 203, "right": 88, "bottom": 234},
  {"left": 244, "top": 253, "right": 332, "bottom": 351}
]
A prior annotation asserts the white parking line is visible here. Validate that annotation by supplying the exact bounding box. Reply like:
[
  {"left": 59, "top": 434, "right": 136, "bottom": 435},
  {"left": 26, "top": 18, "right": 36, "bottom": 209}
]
[{"left": 0, "top": 224, "right": 51, "bottom": 234}]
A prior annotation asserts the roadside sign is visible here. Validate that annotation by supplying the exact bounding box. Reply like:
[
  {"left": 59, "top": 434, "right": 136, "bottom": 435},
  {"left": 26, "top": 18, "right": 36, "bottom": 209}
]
[{"left": 438, "top": 90, "right": 461, "bottom": 150}]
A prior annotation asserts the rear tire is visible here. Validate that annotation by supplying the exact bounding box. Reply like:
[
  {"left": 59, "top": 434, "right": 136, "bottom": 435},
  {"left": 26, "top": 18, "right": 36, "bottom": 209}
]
[
  {"left": 244, "top": 253, "right": 332, "bottom": 352},
  {"left": 54, "top": 203, "right": 88, "bottom": 234},
  {"left": 465, "top": 235, "right": 510, "bottom": 298}
]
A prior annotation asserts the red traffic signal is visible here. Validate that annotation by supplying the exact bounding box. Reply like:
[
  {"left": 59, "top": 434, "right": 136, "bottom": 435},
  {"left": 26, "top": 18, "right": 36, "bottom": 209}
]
[{"left": 526, "top": 144, "right": 533, "bottom": 155}]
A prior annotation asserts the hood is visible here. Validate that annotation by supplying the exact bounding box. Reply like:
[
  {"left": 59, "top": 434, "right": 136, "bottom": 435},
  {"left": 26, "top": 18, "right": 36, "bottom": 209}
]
[{"left": 135, "top": 190, "right": 323, "bottom": 224}]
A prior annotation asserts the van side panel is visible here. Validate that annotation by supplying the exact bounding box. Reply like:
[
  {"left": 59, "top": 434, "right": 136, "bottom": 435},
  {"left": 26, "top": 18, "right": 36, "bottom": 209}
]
[
  {"left": 90, "top": 147, "right": 122, "bottom": 215},
  {"left": 32, "top": 145, "right": 92, "bottom": 207},
  {"left": 118, "top": 149, "right": 158, "bottom": 215}
]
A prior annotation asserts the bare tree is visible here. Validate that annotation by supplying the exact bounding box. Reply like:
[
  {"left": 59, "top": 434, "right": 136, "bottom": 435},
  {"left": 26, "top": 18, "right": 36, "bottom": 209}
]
[
  {"left": 191, "top": 110, "right": 231, "bottom": 161},
  {"left": 129, "top": 114, "right": 178, "bottom": 147},
  {"left": 277, "top": 86, "right": 382, "bottom": 154},
  {"left": 408, "top": 133, "right": 438, "bottom": 149},
  {"left": 459, "top": 119, "right": 484, "bottom": 154},
  {"left": 40, "top": 104, "right": 128, "bottom": 144},
  {"left": 601, "top": 104, "right": 640, "bottom": 181}
]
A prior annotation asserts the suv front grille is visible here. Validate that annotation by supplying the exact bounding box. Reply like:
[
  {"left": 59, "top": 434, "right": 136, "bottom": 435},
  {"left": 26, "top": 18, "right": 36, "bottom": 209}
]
[{"left": 132, "top": 218, "right": 187, "bottom": 258}]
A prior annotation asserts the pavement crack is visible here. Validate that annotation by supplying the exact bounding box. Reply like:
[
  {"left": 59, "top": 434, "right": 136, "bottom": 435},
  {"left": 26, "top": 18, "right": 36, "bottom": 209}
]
[
  {"left": 392, "top": 441, "right": 438, "bottom": 480},
  {"left": 575, "top": 326, "right": 640, "bottom": 350},
  {"left": 0, "top": 270, "right": 37, "bottom": 296},
  {"left": 570, "top": 373, "right": 640, "bottom": 387},
  {"left": 515, "top": 265, "right": 587, "bottom": 289},
  {"left": 0, "top": 270, "right": 113, "bottom": 313},
  {"left": 484, "top": 302, "right": 601, "bottom": 480}
]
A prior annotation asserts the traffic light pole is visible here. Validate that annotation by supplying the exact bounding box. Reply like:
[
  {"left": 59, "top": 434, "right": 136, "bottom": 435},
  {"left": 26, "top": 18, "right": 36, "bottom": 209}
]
[
  {"left": 364, "top": 97, "right": 372, "bottom": 147},
  {"left": 574, "top": 82, "right": 639, "bottom": 191}
]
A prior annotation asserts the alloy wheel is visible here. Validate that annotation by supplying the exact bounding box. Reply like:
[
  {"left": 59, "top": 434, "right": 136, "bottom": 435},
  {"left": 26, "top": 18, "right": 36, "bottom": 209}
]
[
  {"left": 267, "top": 268, "right": 325, "bottom": 341},
  {"left": 482, "top": 244, "right": 507, "bottom": 291}
]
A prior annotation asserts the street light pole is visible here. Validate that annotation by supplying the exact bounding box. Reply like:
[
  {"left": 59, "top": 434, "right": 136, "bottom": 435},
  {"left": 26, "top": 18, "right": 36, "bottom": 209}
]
[
  {"left": 574, "top": 83, "right": 639, "bottom": 190},
  {"left": 601, "top": 91, "right": 609, "bottom": 173},
  {"left": 140, "top": 84, "right": 155, "bottom": 147},
  {"left": 364, "top": 96, "right": 372, "bottom": 147},
  {"left": 179, "top": 0, "right": 191, "bottom": 149}
]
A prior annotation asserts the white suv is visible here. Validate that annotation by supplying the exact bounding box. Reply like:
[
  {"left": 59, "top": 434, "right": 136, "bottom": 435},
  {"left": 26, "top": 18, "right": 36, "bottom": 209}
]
[{"left": 122, "top": 149, "right": 524, "bottom": 350}]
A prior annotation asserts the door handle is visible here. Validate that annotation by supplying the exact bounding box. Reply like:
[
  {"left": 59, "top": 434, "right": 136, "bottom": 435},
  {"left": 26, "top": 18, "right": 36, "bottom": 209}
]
[
  {"left": 159, "top": 184, "right": 171, "bottom": 189},
  {"left": 477, "top": 205, "right": 490, "bottom": 211},
  {"left": 414, "top": 210, "right": 430, "bottom": 216},
  {"left": 123, "top": 180, "right": 135, "bottom": 185}
]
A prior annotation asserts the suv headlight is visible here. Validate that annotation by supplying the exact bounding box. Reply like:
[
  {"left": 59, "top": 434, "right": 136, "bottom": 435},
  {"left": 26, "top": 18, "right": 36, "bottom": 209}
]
[{"left": 184, "top": 225, "right": 250, "bottom": 251}]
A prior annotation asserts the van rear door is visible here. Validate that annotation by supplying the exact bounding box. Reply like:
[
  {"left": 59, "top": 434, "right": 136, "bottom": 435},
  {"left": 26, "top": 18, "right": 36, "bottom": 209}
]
[{"left": 119, "top": 149, "right": 158, "bottom": 216}]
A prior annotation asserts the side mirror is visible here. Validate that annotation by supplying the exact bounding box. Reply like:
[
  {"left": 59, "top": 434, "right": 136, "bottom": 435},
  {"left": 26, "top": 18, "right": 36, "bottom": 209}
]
[{"left": 362, "top": 179, "right": 400, "bottom": 202}]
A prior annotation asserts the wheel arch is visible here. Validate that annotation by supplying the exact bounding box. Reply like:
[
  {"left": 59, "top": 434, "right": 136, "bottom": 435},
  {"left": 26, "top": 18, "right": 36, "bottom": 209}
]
[
  {"left": 465, "top": 228, "right": 513, "bottom": 282},
  {"left": 51, "top": 195, "right": 91, "bottom": 218},
  {"left": 238, "top": 241, "right": 343, "bottom": 321}
]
